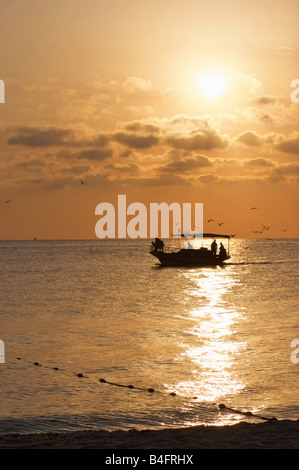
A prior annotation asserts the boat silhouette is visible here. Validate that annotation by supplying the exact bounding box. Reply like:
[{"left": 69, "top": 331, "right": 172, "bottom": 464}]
[{"left": 150, "top": 233, "right": 231, "bottom": 266}]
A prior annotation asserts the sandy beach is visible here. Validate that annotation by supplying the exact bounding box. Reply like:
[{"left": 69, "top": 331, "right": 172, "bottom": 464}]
[{"left": 0, "top": 420, "right": 298, "bottom": 449}]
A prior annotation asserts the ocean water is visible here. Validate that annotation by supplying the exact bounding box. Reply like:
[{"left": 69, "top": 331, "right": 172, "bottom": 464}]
[{"left": 0, "top": 238, "right": 298, "bottom": 435}]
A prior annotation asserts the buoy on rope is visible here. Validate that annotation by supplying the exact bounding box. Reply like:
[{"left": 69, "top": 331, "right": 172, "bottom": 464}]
[
  {"left": 218, "top": 403, "right": 277, "bottom": 421},
  {"left": 13, "top": 357, "right": 278, "bottom": 422}
]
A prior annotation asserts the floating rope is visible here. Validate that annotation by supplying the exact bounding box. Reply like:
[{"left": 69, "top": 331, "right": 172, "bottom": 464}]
[
  {"left": 218, "top": 403, "right": 277, "bottom": 421},
  {"left": 15, "top": 357, "right": 165, "bottom": 395},
  {"left": 14, "top": 357, "right": 277, "bottom": 422}
]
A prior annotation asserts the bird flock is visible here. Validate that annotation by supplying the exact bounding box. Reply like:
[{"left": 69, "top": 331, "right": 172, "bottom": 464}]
[
  {"left": 248, "top": 207, "right": 288, "bottom": 235},
  {"left": 207, "top": 206, "right": 288, "bottom": 236},
  {"left": 3, "top": 190, "right": 289, "bottom": 237}
]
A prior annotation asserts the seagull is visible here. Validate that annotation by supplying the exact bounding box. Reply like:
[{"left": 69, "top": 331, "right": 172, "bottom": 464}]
[
  {"left": 250, "top": 207, "right": 257, "bottom": 211},
  {"left": 4, "top": 199, "right": 12, "bottom": 203},
  {"left": 80, "top": 179, "right": 86, "bottom": 184},
  {"left": 261, "top": 225, "right": 271, "bottom": 231},
  {"left": 208, "top": 219, "right": 224, "bottom": 226},
  {"left": 281, "top": 228, "right": 288, "bottom": 232}
]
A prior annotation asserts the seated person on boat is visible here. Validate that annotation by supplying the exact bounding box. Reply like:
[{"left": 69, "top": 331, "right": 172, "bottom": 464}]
[
  {"left": 151, "top": 237, "right": 164, "bottom": 252},
  {"left": 219, "top": 242, "right": 227, "bottom": 260}
]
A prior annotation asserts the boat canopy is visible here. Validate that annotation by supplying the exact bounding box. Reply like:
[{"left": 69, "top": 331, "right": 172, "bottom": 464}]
[
  {"left": 202, "top": 233, "right": 231, "bottom": 239},
  {"left": 173, "top": 232, "right": 231, "bottom": 239}
]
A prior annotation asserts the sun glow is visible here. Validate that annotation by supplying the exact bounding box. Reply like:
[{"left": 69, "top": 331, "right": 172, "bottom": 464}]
[{"left": 199, "top": 73, "right": 227, "bottom": 99}]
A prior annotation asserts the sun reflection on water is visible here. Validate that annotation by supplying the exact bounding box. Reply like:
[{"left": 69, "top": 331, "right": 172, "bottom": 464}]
[{"left": 168, "top": 267, "right": 246, "bottom": 404}]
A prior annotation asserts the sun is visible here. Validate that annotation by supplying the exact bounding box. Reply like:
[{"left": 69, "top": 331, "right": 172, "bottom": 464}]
[{"left": 199, "top": 73, "right": 227, "bottom": 99}]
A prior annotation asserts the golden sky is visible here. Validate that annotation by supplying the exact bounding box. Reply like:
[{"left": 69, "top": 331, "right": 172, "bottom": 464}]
[{"left": 1, "top": 0, "right": 298, "bottom": 239}]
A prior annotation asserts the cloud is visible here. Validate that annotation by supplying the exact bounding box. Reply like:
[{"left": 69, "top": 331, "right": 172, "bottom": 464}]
[
  {"left": 111, "top": 119, "right": 162, "bottom": 149},
  {"left": 273, "top": 162, "right": 299, "bottom": 176},
  {"left": 113, "top": 132, "right": 160, "bottom": 149},
  {"left": 7, "top": 124, "right": 112, "bottom": 150},
  {"left": 124, "top": 121, "right": 160, "bottom": 135},
  {"left": 249, "top": 95, "right": 278, "bottom": 106},
  {"left": 198, "top": 174, "right": 219, "bottom": 184},
  {"left": 236, "top": 131, "right": 263, "bottom": 146},
  {"left": 236, "top": 130, "right": 276, "bottom": 147},
  {"left": 126, "top": 105, "right": 155, "bottom": 118},
  {"left": 91, "top": 133, "right": 110, "bottom": 147},
  {"left": 75, "top": 148, "right": 113, "bottom": 160},
  {"left": 8, "top": 126, "right": 75, "bottom": 147},
  {"left": 165, "top": 130, "right": 228, "bottom": 151},
  {"left": 111, "top": 114, "right": 229, "bottom": 151},
  {"left": 103, "top": 163, "right": 139, "bottom": 174},
  {"left": 244, "top": 157, "right": 275, "bottom": 168},
  {"left": 14, "top": 158, "right": 46, "bottom": 169},
  {"left": 118, "top": 173, "right": 187, "bottom": 188},
  {"left": 276, "top": 137, "right": 299, "bottom": 155},
  {"left": 6, "top": 115, "right": 229, "bottom": 157},
  {"left": 229, "top": 72, "right": 263, "bottom": 96},
  {"left": 61, "top": 165, "right": 91, "bottom": 175},
  {"left": 122, "top": 77, "right": 153, "bottom": 94},
  {"left": 161, "top": 154, "right": 213, "bottom": 174},
  {"left": 161, "top": 115, "right": 229, "bottom": 150}
]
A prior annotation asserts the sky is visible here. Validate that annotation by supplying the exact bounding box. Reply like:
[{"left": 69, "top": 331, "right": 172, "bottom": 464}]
[{"left": 0, "top": 0, "right": 299, "bottom": 239}]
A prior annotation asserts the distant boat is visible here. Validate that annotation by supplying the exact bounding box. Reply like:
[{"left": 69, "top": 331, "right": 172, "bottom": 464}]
[{"left": 150, "top": 233, "right": 231, "bottom": 267}]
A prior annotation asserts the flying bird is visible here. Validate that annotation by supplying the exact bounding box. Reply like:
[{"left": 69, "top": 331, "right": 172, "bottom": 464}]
[
  {"left": 4, "top": 199, "right": 12, "bottom": 203},
  {"left": 80, "top": 179, "right": 86, "bottom": 184},
  {"left": 250, "top": 207, "right": 257, "bottom": 211},
  {"left": 208, "top": 219, "right": 224, "bottom": 227},
  {"left": 281, "top": 228, "right": 288, "bottom": 232}
]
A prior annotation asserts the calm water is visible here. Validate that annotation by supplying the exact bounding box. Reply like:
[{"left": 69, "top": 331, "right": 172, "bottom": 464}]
[{"left": 0, "top": 238, "right": 298, "bottom": 434}]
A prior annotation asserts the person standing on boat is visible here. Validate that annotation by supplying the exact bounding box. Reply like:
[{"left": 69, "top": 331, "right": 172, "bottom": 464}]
[{"left": 211, "top": 239, "right": 217, "bottom": 255}]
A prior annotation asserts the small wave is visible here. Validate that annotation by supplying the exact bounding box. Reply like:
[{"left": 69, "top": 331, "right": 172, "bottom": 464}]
[{"left": 226, "top": 260, "right": 287, "bottom": 266}]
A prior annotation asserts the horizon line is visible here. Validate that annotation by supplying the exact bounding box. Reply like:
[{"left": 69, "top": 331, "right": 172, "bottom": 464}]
[{"left": 0, "top": 237, "right": 298, "bottom": 242}]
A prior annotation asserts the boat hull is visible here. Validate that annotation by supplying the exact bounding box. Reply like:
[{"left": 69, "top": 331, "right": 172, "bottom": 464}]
[{"left": 150, "top": 249, "right": 229, "bottom": 267}]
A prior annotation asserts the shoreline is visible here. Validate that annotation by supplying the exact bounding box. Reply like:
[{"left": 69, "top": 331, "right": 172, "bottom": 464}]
[{"left": 0, "top": 420, "right": 298, "bottom": 449}]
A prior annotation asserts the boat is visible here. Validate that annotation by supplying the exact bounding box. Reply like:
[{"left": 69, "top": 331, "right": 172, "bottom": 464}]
[{"left": 150, "top": 233, "right": 231, "bottom": 266}]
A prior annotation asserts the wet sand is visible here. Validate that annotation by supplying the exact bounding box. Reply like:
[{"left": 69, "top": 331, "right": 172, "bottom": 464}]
[{"left": 0, "top": 420, "right": 298, "bottom": 449}]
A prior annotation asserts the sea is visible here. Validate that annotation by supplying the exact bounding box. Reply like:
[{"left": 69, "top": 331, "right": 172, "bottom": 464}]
[{"left": 0, "top": 238, "right": 298, "bottom": 435}]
